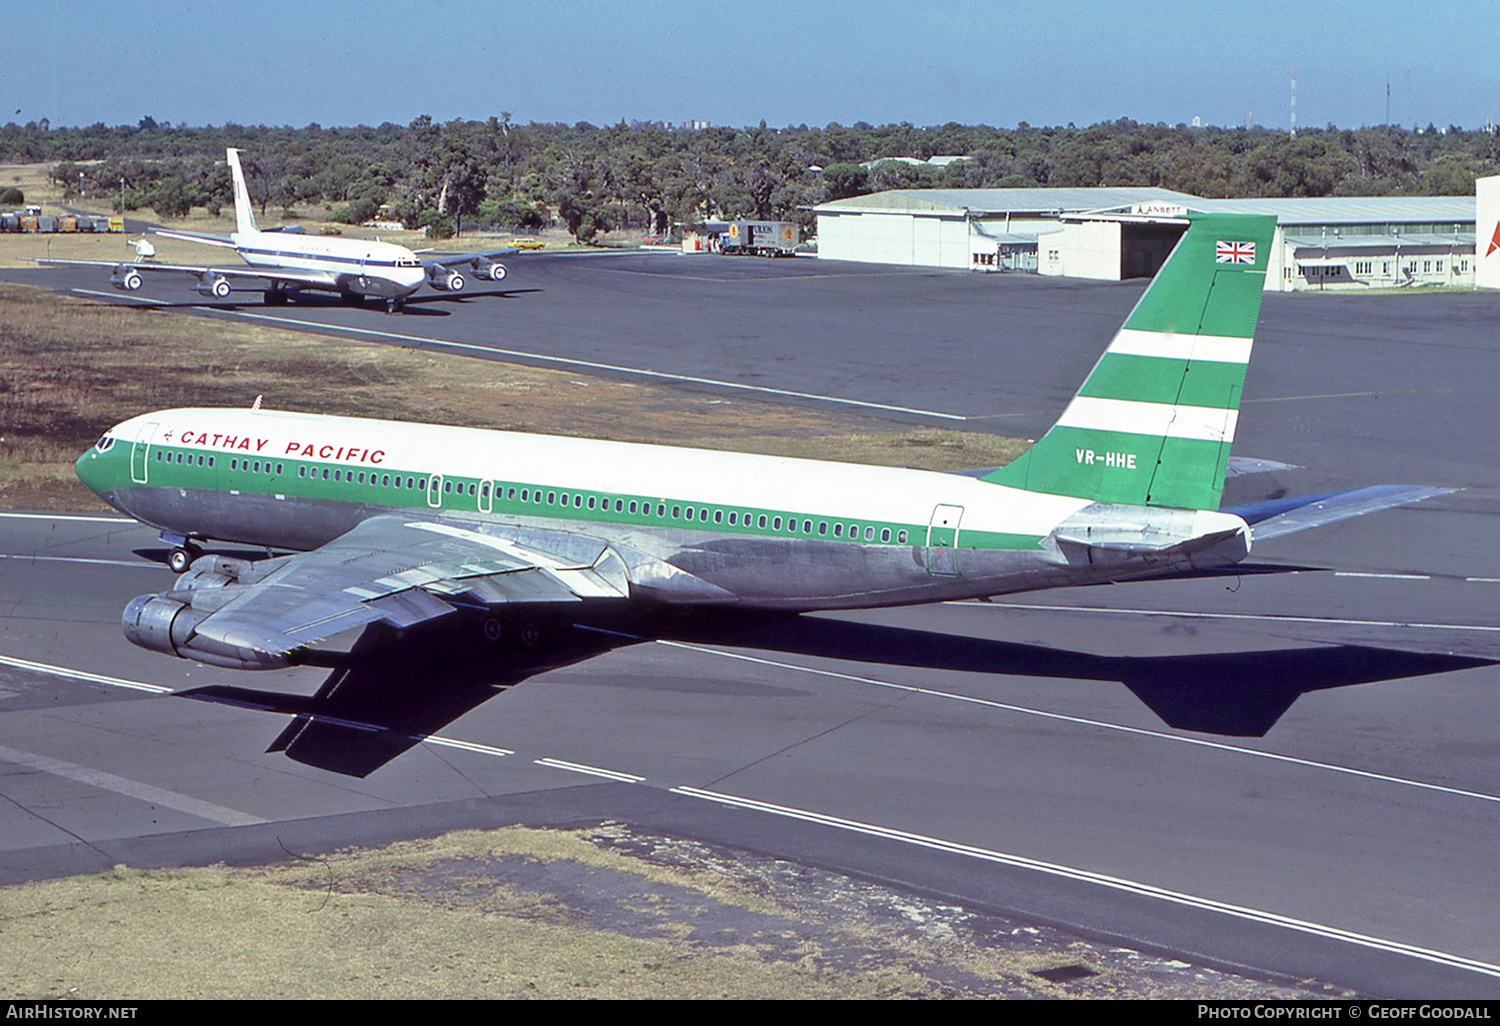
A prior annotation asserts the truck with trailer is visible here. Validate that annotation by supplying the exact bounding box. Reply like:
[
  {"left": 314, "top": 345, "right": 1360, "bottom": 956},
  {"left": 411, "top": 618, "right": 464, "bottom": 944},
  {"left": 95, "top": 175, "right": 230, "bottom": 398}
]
[{"left": 720, "top": 220, "right": 798, "bottom": 257}]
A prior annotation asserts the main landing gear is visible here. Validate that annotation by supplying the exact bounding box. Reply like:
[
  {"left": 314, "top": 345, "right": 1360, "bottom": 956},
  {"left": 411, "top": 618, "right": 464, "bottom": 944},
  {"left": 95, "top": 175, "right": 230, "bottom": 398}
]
[
  {"left": 167, "top": 541, "right": 203, "bottom": 574},
  {"left": 385, "top": 297, "right": 406, "bottom": 314},
  {"left": 480, "top": 613, "right": 559, "bottom": 652}
]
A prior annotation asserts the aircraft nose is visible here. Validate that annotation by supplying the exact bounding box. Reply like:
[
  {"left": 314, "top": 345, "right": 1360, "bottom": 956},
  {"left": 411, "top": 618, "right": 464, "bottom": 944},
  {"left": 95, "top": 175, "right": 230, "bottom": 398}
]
[{"left": 75, "top": 446, "right": 101, "bottom": 494}]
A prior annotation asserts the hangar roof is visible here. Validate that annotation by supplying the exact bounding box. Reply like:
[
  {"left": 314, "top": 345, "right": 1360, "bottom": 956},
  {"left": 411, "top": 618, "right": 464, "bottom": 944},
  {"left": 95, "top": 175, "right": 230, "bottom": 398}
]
[
  {"left": 1188, "top": 196, "right": 1474, "bottom": 224},
  {"left": 815, "top": 189, "right": 1475, "bottom": 226},
  {"left": 1285, "top": 233, "right": 1476, "bottom": 250},
  {"left": 814, "top": 187, "right": 1199, "bottom": 217}
]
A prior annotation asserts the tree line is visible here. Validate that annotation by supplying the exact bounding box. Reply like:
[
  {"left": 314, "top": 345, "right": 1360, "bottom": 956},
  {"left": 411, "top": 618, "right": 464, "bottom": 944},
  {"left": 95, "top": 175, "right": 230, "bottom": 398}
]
[{"left": 4, "top": 115, "right": 1497, "bottom": 242}]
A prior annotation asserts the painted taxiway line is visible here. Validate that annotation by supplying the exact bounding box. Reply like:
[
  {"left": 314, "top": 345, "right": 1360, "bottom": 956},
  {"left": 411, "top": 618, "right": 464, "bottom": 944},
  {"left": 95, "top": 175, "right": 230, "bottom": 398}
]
[
  {"left": 0, "top": 511, "right": 134, "bottom": 524},
  {"left": 0, "top": 653, "right": 173, "bottom": 694},
  {"left": 0, "top": 742, "right": 267, "bottom": 827},
  {"left": 68, "top": 288, "right": 969, "bottom": 422},
  {"left": 534, "top": 757, "right": 645, "bottom": 783},
  {"left": 669, "top": 784, "right": 1500, "bottom": 981},
  {"left": 0, "top": 553, "right": 161, "bottom": 570},
  {"left": 654, "top": 640, "right": 1500, "bottom": 807}
]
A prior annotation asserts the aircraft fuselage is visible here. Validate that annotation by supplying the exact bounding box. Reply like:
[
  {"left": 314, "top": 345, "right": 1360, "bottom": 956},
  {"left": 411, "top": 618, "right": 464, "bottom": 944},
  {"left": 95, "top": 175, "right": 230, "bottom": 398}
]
[{"left": 78, "top": 407, "right": 1253, "bottom": 611}]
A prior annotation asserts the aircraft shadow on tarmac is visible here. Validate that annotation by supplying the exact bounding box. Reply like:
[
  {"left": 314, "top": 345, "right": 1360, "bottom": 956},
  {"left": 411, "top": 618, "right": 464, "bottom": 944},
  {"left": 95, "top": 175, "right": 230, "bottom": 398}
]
[
  {"left": 173, "top": 601, "right": 1495, "bottom": 776},
  {"left": 112, "top": 287, "right": 542, "bottom": 317},
  {"left": 177, "top": 618, "right": 627, "bottom": 777}
]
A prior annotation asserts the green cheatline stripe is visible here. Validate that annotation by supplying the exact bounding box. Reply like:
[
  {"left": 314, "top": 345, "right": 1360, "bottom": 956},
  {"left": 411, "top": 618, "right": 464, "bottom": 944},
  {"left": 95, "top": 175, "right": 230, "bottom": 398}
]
[
  {"left": 1077, "top": 351, "right": 1248, "bottom": 409},
  {"left": 103, "top": 445, "right": 1049, "bottom": 552},
  {"left": 1122, "top": 214, "right": 1275, "bottom": 339},
  {"left": 987, "top": 426, "right": 1228, "bottom": 510}
]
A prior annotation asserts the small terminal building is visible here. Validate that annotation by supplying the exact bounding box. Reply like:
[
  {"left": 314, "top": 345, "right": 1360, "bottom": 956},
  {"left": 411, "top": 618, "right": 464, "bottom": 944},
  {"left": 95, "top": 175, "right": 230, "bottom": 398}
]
[{"left": 813, "top": 188, "right": 1477, "bottom": 291}]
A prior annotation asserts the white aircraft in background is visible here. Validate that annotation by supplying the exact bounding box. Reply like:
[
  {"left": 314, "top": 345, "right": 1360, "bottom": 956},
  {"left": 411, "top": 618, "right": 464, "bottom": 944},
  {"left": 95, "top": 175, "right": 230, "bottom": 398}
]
[{"left": 38, "top": 148, "right": 514, "bottom": 313}]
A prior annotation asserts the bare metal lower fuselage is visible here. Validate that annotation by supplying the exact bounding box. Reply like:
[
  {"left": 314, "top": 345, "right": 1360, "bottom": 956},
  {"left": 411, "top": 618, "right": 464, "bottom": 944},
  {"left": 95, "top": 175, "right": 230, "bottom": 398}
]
[{"left": 100, "top": 480, "right": 1250, "bottom": 613}]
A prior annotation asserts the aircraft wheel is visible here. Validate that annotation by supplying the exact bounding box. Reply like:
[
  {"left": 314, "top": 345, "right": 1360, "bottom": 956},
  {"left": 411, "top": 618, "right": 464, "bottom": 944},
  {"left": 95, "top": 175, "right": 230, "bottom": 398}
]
[
  {"left": 168, "top": 544, "right": 200, "bottom": 574},
  {"left": 386, "top": 298, "right": 405, "bottom": 314},
  {"left": 265, "top": 289, "right": 289, "bottom": 306},
  {"left": 481, "top": 616, "right": 505, "bottom": 646},
  {"left": 515, "top": 616, "right": 551, "bottom": 651}
]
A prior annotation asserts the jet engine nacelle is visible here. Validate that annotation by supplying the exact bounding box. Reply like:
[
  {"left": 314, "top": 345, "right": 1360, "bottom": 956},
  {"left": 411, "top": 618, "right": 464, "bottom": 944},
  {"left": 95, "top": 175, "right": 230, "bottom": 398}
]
[
  {"left": 122, "top": 593, "right": 295, "bottom": 670},
  {"left": 428, "top": 267, "right": 466, "bottom": 292},
  {"left": 475, "top": 261, "right": 506, "bottom": 281},
  {"left": 110, "top": 267, "right": 143, "bottom": 291}
]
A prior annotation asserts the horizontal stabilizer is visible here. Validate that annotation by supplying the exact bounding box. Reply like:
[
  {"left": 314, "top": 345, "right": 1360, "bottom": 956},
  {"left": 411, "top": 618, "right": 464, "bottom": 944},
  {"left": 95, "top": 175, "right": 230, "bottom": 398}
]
[
  {"left": 1227, "top": 485, "right": 1452, "bottom": 541},
  {"left": 154, "top": 228, "right": 238, "bottom": 249},
  {"left": 1224, "top": 456, "right": 1299, "bottom": 478}
]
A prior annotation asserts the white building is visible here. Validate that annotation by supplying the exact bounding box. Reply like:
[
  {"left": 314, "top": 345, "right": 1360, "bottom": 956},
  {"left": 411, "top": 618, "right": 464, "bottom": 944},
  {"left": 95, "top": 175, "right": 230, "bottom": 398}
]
[{"left": 814, "top": 189, "right": 1477, "bottom": 291}]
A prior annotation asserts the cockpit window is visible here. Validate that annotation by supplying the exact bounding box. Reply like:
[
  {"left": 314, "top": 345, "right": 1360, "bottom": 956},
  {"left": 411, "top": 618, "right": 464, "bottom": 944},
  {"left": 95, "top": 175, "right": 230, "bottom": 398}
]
[
  {"left": 95, "top": 434, "right": 115, "bottom": 453},
  {"left": 395, "top": 257, "right": 421, "bottom": 268}
]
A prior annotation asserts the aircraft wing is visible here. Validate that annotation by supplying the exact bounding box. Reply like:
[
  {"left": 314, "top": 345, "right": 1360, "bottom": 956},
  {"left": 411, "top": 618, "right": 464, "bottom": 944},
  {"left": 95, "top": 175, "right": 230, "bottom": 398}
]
[
  {"left": 1226, "top": 485, "right": 1453, "bottom": 541},
  {"left": 424, "top": 247, "right": 520, "bottom": 269},
  {"left": 34, "top": 257, "right": 341, "bottom": 290},
  {"left": 137, "top": 515, "right": 629, "bottom": 670},
  {"left": 421, "top": 247, "right": 518, "bottom": 284}
]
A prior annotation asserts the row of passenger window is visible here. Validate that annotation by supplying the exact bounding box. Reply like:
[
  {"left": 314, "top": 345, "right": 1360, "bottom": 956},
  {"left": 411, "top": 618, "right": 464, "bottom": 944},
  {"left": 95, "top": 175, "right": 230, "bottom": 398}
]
[
  {"left": 205, "top": 452, "right": 911, "bottom": 546},
  {"left": 156, "top": 450, "right": 215, "bottom": 469},
  {"left": 479, "top": 481, "right": 909, "bottom": 544}
]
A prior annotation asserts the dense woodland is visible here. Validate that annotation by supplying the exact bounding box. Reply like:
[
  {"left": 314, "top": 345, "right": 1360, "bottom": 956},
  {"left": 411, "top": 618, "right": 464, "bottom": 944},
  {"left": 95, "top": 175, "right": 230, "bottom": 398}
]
[{"left": 3, "top": 116, "right": 1497, "bottom": 242}]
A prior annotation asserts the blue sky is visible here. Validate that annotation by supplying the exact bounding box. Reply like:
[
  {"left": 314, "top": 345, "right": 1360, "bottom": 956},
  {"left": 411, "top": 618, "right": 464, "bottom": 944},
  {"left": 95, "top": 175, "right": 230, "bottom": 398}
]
[{"left": 6, "top": 0, "right": 1497, "bottom": 131}]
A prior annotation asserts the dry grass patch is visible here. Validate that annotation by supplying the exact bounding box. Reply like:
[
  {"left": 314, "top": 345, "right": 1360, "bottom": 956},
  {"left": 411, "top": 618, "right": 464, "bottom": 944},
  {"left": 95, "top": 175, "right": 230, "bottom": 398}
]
[{"left": 0, "top": 824, "right": 1331, "bottom": 1000}]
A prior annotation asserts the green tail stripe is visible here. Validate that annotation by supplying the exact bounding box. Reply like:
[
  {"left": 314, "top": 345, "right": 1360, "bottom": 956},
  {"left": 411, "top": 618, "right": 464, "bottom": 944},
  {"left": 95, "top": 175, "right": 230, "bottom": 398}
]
[
  {"left": 1077, "top": 352, "right": 1247, "bottom": 410},
  {"left": 986, "top": 213, "right": 1275, "bottom": 510},
  {"left": 989, "top": 426, "right": 1230, "bottom": 510}
]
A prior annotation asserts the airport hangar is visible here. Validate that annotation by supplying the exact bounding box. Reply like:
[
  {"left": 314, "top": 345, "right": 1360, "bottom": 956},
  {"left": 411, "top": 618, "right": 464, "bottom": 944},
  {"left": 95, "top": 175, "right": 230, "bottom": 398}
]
[{"left": 812, "top": 187, "right": 1477, "bottom": 291}]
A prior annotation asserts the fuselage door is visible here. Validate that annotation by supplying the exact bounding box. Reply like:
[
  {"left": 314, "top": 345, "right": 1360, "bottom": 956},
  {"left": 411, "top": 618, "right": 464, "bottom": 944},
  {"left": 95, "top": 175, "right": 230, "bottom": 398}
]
[
  {"left": 130, "top": 421, "right": 158, "bottom": 484},
  {"left": 479, "top": 478, "right": 494, "bottom": 514},
  {"left": 427, "top": 473, "right": 444, "bottom": 508},
  {"left": 925, "top": 503, "right": 964, "bottom": 576}
]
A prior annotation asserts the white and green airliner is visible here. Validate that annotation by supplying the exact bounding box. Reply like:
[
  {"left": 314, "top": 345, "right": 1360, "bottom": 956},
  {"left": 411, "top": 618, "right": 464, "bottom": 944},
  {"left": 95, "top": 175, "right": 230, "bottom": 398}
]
[{"left": 75, "top": 213, "right": 1443, "bottom": 671}]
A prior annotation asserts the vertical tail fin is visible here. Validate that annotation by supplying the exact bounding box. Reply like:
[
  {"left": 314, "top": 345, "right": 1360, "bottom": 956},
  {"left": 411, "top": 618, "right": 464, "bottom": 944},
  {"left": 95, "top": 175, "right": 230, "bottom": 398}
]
[
  {"left": 985, "top": 213, "right": 1276, "bottom": 511},
  {"left": 226, "top": 148, "right": 260, "bottom": 237}
]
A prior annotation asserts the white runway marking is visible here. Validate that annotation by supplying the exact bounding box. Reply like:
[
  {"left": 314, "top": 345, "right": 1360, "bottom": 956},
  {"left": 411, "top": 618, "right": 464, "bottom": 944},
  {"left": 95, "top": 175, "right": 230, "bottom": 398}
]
[
  {"left": 0, "top": 553, "right": 159, "bottom": 570},
  {"left": 69, "top": 288, "right": 969, "bottom": 422},
  {"left": 655, "top": 640, "right": 1500, "bottom": 806},
  {"left": 0, "top": 742, "right": 266, "bottom": 827},
  {"left": 0, "top": 511, "right": 134, "bottom": 524},
  {"left": 534, "top": 757, "right": 645, "bottom": 783},
  {"left": 0, "top": 653, "right": 173, "bottom": 694},
  {"left": 669, "top": 784, "right": 1500, "bottom": 981}
]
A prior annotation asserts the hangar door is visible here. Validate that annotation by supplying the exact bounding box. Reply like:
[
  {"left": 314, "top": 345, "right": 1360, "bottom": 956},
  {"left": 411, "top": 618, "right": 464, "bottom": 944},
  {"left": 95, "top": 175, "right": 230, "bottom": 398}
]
[{"left": 1120, "top": 222, "right": 1188, "bottom": 279}]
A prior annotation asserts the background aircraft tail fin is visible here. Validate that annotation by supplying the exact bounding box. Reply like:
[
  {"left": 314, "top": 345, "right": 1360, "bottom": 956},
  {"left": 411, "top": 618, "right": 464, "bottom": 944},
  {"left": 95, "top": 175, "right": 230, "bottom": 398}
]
[
  {"left": 984, "top": 213, "right": 1277, "bottom": 511},
  {"left": 227, "top": 148, "right": 260, "bottom": 237}
]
